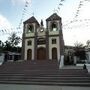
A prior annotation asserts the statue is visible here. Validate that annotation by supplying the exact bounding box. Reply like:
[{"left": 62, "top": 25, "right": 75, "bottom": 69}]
[{"left": 41, "top": 19, "right": 43, "bottom": 26}]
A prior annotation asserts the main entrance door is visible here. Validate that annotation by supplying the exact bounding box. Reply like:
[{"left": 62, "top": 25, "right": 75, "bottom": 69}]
[{"left": 37, "top": 47, "right": 46, "bottom": 60}]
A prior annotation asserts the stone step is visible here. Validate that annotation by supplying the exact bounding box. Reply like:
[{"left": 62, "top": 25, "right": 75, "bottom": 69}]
[
  {"left": 0, "top": 60, "right": 90, "bottom": 86},
  {"left": 0, "top": 72, "right": 87, "bottom": 76},
  {"left": 0, "top": 74, "right": 87, "bottom": 77},
  {"left": 0, "top": 77, "right": 90, "bottom": 82},
  {"left": 0, "top": 80, "right": 90, "bottom": 87},
  {"left": 0, "top": 70, "right": 88, "bottom": 76},
  {"left": 0, "top": 76, "right": 90, "bottom": 80}
]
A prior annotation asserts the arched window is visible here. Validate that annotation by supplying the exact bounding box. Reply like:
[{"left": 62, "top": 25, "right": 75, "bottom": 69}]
[
  {"left": 27, "top": 25, "right": 34, "bottom": 33},
  {"left": 51, "top": 22, "right": 57, "bottom": 31}
]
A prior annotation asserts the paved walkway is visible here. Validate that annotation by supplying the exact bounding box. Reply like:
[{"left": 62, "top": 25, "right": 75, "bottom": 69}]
[{"left": 61, "top": 65, "right": 83, "bottom": 69}]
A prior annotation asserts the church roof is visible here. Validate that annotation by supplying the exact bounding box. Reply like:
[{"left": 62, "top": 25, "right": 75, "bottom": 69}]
[
  {"left": 24, "top": 16, "right": 39, "bottom": 25},
  {"left": 46, "top": 13, "right": 61, "bottom": 21}
]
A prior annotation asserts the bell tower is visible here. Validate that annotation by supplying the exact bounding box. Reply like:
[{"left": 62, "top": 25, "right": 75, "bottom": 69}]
[
  {"left": 22, "top": 16, "right": 39, "bottom": 60},
  {"left": 46, "top": 13, "right": 64, "bottom": 61}
]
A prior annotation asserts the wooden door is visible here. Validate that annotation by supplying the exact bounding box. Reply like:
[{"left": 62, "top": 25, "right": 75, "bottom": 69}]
[
  {"left": 27, "top": 49, "right": 32, "bottom": 60},
  {"left": 52, "top": 48, "right": 57, "bottom": 60},
  {"left": 37, "top": 47, "right": 46, "bottom": 60}
]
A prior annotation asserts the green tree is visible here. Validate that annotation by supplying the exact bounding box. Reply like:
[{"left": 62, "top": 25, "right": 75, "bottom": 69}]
[
  {"left": 8, "top": 32, "right": 21, "bottom": 47},
  {"left": 4, "top": 40, "right": 12, "bottom": 51},
  {"left": 74, "top": 41, "right": 83, "bottom": 48},
  {"left": 3, "top": 33, "right": 21, "bottom": 53},
  {"left": 0, "top": 40, "right": 4, "bottom": 53},
  {"left": 74, "top": 42, "right": 86, "bottom": 63},
  {"left": 86, "top": 40, "right": 90, "bottom": 48}
]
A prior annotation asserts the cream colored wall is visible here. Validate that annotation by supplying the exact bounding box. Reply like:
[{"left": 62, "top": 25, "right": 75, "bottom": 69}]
[
  {"left": 37, "top": 45, "right": 46, "bottom": 48},
  {"left": 49, "top": 30, "right": 59, "bottom": 35},
  {"left": 24, "top": 38, "right": 34, "bottom": 60},
  {"left": 49, "top": 37, "right": 60, "bottom": 60},
  {"left": 25, "top": 33, "right": 35, "bottom": 37},
  {"left": 37, "top": 31, "right": 46, "bottom": 36}
]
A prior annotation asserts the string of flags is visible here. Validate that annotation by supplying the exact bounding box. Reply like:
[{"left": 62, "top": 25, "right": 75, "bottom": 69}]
[
  {"left": 0, "top": 0, "right": 90, "bottom": 35},
  {"left": 17, "top": 0, "right": 29, "bottom": 30},
  {"left": 57, "top": 0, "right": 65, "bottom": 11},
  {"left": 62, "top": 0, "right": 90, "bottom": 27},
  {"left": 0, "top": 0, "right": 30, "bottom": 35},
  {"left": 74, "top": 0, "right": 84, "bottom": 19}
]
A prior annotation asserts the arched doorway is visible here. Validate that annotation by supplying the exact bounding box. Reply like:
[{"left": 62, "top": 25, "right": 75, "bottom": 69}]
[
  {"left": 37, "top": 47, "right": 46, "bottom": 60},
  {"left": 52, "top": 48, "right": 57, "bottom": 60},
  {"left": 27, "top": 49, "right": 32, "bottom": 60}
]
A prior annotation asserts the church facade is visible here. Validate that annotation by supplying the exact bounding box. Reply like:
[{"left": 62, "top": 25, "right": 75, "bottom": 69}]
[{"left": 22, "top": 13, "right": 64, "bottom": 61}]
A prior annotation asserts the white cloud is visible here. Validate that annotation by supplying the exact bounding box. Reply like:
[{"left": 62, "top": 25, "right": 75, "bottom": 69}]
[
  {"left": 0, "top": 14, "right": 12, "bottom": 30},
  {"left": 0, "top": 14, "right": 13, "bottom": 42},
  {"left": 11, "top": 0, "right": 25, "bottom": 5},
  {"left": 62, "top": 0, "right": 90, "bottom": 46},
  {"left": 11, "top": 0, "right": 31, "bottom": 6}
]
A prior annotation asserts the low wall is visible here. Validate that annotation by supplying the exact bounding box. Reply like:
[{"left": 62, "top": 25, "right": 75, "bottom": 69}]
[{"left": 76, "top": 64, "right": 90, "bottom": 72}]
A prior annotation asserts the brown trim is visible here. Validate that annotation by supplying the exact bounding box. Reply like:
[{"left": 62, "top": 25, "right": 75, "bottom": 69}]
[
  {"left": 34, "top": 24, "right": 37, "bottom": 60},
  {"left": 46, "top": 21, "right": 49, "bottom": 60},
  {"left": 59, "top": 21, "right": 61, "bottom": 61},
  {"left": 49, "top": 34, "right": 59, "bottom": 37},
  {"left": 24, "top": 36, "right": 36, "bottom": 39},
  {"left": 21, "top": 34, "right": 24, "bottom": 60},
  {"left": 46, "top": 30, "right": 49, "bottom": 60},
  {"left": 21, "top": 24, "right": 26, "bottom": 60},
  {"left": 59, "top": 19, "right": 64, "bottom": 56}
]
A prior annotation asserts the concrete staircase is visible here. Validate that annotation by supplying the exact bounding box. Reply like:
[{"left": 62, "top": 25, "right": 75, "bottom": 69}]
[{"left": 0, "top": 60, "right": 90, "bottom": 86}]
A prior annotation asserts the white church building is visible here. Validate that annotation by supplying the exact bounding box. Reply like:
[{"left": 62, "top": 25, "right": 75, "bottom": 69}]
[{"left": 22, "top": 13, "right": 64, "bottom": 61}]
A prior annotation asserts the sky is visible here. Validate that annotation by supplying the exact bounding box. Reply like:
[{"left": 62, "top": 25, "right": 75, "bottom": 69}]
[{"left": 0, "top": 0, "right": 90, "bottom": 46}]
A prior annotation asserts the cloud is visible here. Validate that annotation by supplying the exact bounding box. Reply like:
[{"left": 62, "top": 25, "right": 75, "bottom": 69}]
[
  {"left": 0, "top": 14, "right": 12, "bottom": 30},
  {"left": 11, "top": 0, "right": 31, "bottom": 6}
]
